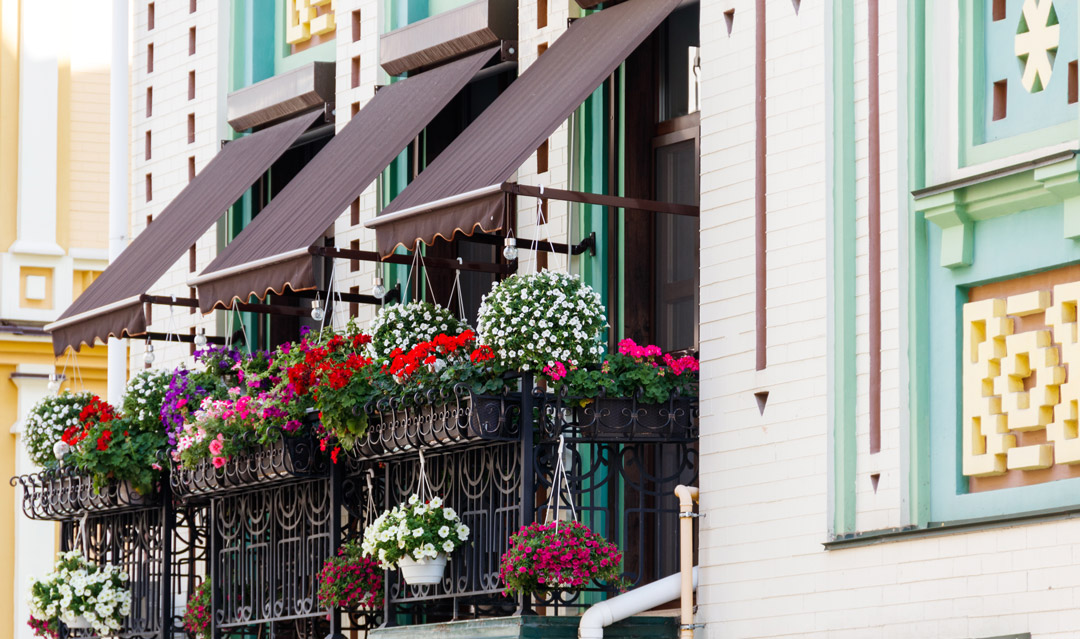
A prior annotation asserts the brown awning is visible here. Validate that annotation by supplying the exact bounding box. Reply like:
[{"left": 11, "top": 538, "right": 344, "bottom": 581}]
[
  {"left": 45, "top": 111, "right": 322, "bottom": 355},
  {"left": 365, "top": 0, "right": 682, "bottom": 257},
  {"left": 190, "top": 48, "right": 496, "bottom": 314}
]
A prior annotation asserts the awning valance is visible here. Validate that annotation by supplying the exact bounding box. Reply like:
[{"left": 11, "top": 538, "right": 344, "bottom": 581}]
[
  {"left": 45, "top": 110, "right": 322, "bottom": 355},
  {"left": 190, "top": 48, "right": 497, "bottom": 314},
  {"left": 365, "top": 0, "right": 682, "bottom": 257}
]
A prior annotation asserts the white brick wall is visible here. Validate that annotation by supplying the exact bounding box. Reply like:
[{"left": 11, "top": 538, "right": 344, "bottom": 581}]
[
  {"left": 695, "top": 1, "right": 1080, "bottom": 637},
  {"left": 333, "top": 0, "right": 383, "bottom": 330},
  {"left": 132, "top": 0, "right": 221, "bottom": 370}
]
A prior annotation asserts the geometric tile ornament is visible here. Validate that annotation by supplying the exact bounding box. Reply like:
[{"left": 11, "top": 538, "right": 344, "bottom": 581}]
[
  {"left": 286, "top": 0, "right": 336, "bottom": 46},
  {"left": 963, "top": 288, "right": 1080, "bottom": 477},
  {"left": 982, "top": 0, "right": 1076, "bottom": 143},
  {"left": 1015, "top": 0, "right": 1060, "bottom": 92}
]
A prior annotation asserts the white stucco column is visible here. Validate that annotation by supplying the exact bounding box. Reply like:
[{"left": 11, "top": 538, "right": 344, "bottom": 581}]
[
  {"left": 10, "top": 366, "right": 59, "bottom": 639},
  {"left": 11, "top": 0, "right": 61, "bottom": 256}
]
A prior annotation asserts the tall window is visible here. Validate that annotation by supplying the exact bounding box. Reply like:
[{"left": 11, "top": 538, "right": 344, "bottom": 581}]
[{"left": 623, "top": 3, "right": 700, "bottom": 353}]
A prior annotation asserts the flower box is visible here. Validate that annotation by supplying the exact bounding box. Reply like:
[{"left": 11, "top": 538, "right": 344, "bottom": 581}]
[
  {"left": 170, "top": 433, "right": 329, "bottom": 499},
  {"left": 575, "top": 396, "right": 694, "bottom": 441},
  {"left": 354, "top": 391, "right": 519, "bottom": 459},
  {"left": 12, "top": 468, "right": 161, "bottom": 521}
]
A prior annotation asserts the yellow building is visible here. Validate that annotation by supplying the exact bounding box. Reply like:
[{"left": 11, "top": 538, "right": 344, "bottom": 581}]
[{"left": 0, "top": 1, "right": 114, "bottom": 638}]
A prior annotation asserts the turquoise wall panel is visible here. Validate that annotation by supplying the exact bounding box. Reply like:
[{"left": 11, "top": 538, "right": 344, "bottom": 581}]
[{"left": 928, "top": 203, "right": 1080, "bottom": 521}]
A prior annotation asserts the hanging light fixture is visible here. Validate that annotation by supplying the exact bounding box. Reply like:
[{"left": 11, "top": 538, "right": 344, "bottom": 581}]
[
  {"left": 503, "top": 237, "right": 519, "bottom": 261},
  {"left": 311, "top": 299, "right": 325, "bottom": 322},
  {"left": 143, "top": 342, "right": 156, "bottom": 366},
  {"left": 46, "top": 373, "right": 60, "bottom": 394},
  {"left": 372, "top": 275, "right": 387, "bottom": 299},
  {"left": 193, "top": 328, "right": 208, "bottom": 348}
]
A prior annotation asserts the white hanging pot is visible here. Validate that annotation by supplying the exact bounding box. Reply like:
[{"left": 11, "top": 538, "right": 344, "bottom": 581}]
[
  {"left": 64, "top": 616, "right": 93, "bottom": 629},
  {"left": 398, "top": 553, "right": 447, "bottom": 585}
]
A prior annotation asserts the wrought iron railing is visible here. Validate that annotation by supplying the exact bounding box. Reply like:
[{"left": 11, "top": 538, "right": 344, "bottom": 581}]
[
  {"left": 170, "top": 432, "right": 329, "bottom": 499},
  {"left": 14, "top": 378, "right": 697, "bottom": 639},
  {"left": 353, "top": 385, "right": 521, "bottom": 459},
  {"left": 12, "top": 465, "right": 162, "bottom": 521}
]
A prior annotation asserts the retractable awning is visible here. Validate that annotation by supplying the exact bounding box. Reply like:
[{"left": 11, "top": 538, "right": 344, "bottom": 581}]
[
  {"left": 190, "top": 48, "right": 497, "bottom": 314},
  {"left": 45, "top": 111, "right": 322, "bottom": 355},
  {"left": 365, "top": 0, "right": 682, "bottom": 257}
]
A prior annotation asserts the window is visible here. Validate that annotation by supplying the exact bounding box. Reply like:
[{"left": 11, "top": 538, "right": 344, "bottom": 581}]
[
  {"left": 352, "top": 9, "right": 362, "bottom": 41},
  {"left": 620, "top": 3, "right": 700, "bottom": 353},
  {"left": 187, "top": 114, "right": 195, "bottom": 143},
  {"left": 147, "top": 3, "right": 154, "bottom": 30},
  {"left": 188, "top": 71, "right": 196, "bottom": 100},
  {"left": 146, "top": 87, "right": 153, "bottom": 117},
  {"left": 189, "top": 27, "right": 196, "bottom": 55},
  {"left": 147, "top": 44, "right": 154, "bottom": 73}
]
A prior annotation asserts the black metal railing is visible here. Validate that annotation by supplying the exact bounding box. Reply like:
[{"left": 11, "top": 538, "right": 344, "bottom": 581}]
[
  {"left": 14, "top": 378, "right": 697, "bottom": 639},
  {"left": 12, "top": 465, "right": 162, "bottom": 521},
  {"left": 353, "top": 385, "right": 522, "bottom": 459},
  {"left": 170, "top": 433, "right": 329, "bottom": 499}
]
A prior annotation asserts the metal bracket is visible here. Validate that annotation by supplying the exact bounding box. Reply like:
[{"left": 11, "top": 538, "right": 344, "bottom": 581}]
[
  {"left": 680, "top": 624, "right": 706, "bottom": 631},
  {"left": 679, "top": 511, "right": 704, "bottom": 519}
]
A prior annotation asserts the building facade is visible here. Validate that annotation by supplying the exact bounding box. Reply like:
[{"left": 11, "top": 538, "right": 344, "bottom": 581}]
[
  {"left": 25, "top": 0, "right": 1080, "bottom": 637},
  {"left": 0, "top": 1, "right": 113, "bottom": 638}
]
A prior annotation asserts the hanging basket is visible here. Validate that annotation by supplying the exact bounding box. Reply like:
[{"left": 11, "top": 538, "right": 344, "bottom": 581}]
[{"left": 398, "top": 553, "right": 447, "bottom": 585}]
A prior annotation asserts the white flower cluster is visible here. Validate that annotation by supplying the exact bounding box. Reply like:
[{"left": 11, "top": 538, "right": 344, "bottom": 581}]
[
  {"left": 29, "top": 550, "right": 131, "bottom": 636},
  {"left": 369, "top": 302, "right": 469, "bottom": 357},
  {"left": 24, "top": 392, "right": 93, "bottom": 467},
  {"left": 361, "top": 494, "right": 470, "bottom": 568},
  {"left": 476, "top": 271, "right": 607, "bottom": 371},
  {"left": 121, "top": 368, "right": 171, "bottom": 425}
]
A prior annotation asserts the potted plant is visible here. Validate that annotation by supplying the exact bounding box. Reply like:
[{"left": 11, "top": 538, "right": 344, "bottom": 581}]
[
  {"left": 182, "top": 579, "right": 211, "bottom": 639},
  {"left": 317, "top": 539, "right": 384, "bottom": 610},
  {"left": 553, "top": 339, "right": 699, "bottom": 439},
  {"left": 361, "top": 494, "right": 470, "bottom": 585},
  {"left": 29, "top": 550, "right": 131, "bottom": 635},
  {"left": 499, "top": 520, "right": 626, "bottom": 598},
  {"left": 477, "top": 270, "right": 606, "bottom": 373}
]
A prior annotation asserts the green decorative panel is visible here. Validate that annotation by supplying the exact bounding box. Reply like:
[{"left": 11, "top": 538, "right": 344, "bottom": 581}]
[
  {"left": 983, "top": 0, "right": 1076, "bottom": 142},
  {"left": 960, "top": 0, "right": 1078, "bottom": 166},
  {"left": 383, "top": 0, "right": 475, "bottom": 33}
]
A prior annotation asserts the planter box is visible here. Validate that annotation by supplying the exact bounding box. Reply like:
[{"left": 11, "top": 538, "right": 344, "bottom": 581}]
[
  {"left": 12, "top": 467, "right": 161, "bottom": 520},
  {"left": 354, "top": 392, "right": 519, "bottom": 459},
  {"left": 576, "top": 396, "right": 693, "bottom": 441},
  {"left": 170, "top": 433, "right": 329, "bottom": 499}
]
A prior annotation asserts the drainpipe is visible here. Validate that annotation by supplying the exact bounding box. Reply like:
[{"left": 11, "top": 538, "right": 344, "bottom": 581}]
[
  {"left": 675, "top": 485, "right": 700, "bottom": 639},
  {"left": 578, "top": 567, "right": 698, "bottom": 639},
  {"left": 106, "top": 0, "right": 129, "bottom": 404}
]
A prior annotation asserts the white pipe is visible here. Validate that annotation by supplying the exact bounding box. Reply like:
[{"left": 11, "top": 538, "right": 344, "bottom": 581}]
[
  {"left": 106, "top": 0, "right": 129, "bottom": 403},
  {"left": 578, "top": 567, "right": 699, "bottom": 639}
]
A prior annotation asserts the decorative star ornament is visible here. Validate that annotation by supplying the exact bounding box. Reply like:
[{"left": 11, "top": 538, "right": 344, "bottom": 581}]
[{"left": 1015, "top": 0, "right": 1060, "bottom": 92}]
